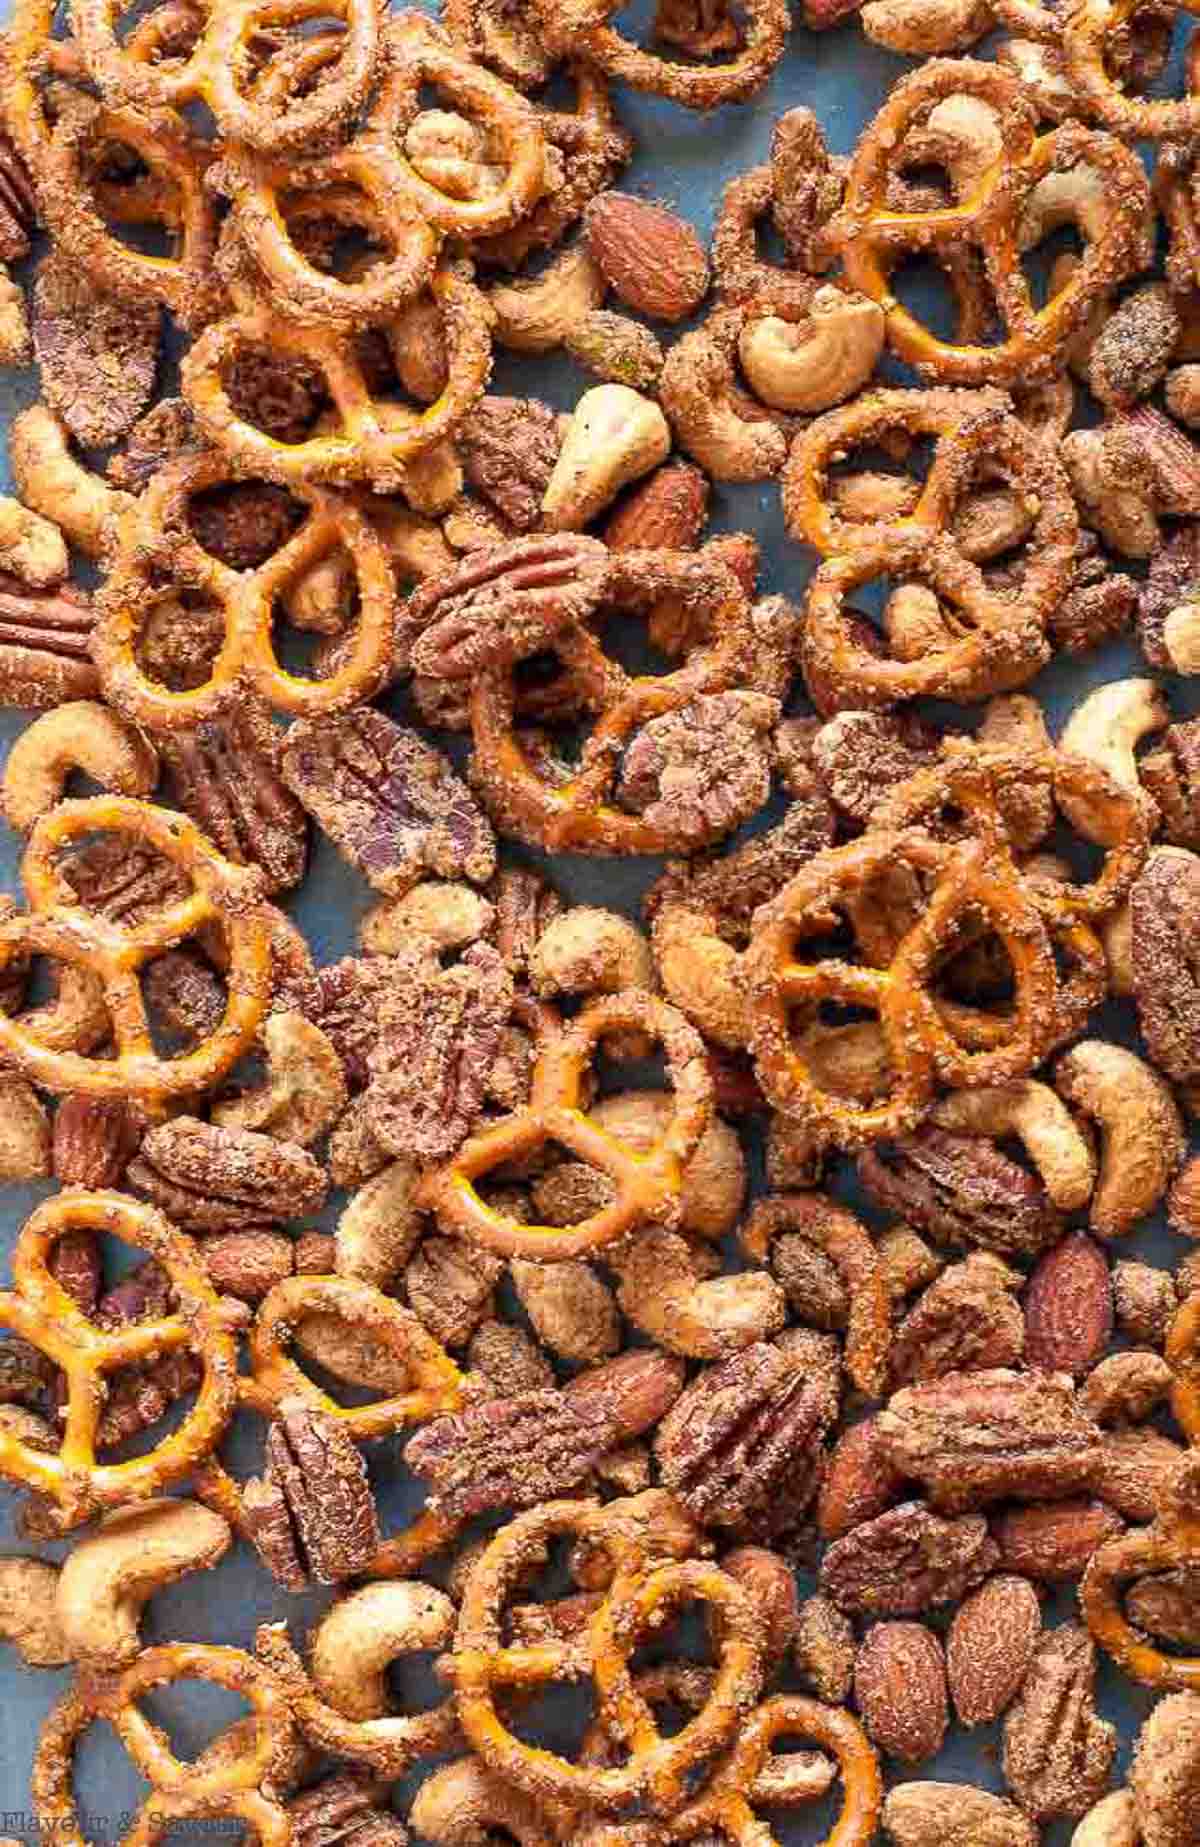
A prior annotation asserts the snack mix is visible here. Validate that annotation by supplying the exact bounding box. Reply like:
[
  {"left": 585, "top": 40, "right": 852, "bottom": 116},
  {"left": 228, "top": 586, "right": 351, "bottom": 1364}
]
[{"left": 3, "top": 0, "right": 1200, "bottom": 1841}]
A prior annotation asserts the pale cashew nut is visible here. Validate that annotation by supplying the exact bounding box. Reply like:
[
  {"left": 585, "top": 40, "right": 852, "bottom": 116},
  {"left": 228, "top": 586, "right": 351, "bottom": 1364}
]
[
  {"left": 1054, "top": 1040, "right": 1185, "bottom": 1238},
  {"left": 360, "top": 884, "right": 494, "bottom": 954},
  {"left": 334, "top": 1158, "right": 424, "bottom": 1287},
  {"left": 1062, "top": 425, "right": 1158, "bottom": 558},
  {"left": 212, "top": 1010, "right": 348, "bottom": 1146},
  {"left": 611, "top": 1226, "right": 786, "bottom": 1359},
  {"left": 862, "top": 0, "right": 993, "bottom": 54},
  {"left": 1058, "top": 677, "right": 1167, "bottom": 842},
  {"left": 1069, "top": 1791, "right": 1139, "bottom": 1847},
  {"left": 931, "top": 1081, "right": 1096, "bottom": 1212},
  {"left": 542, "top": 385, "right": 671, "bottom": 531},
  {"left": 737, "top": 288, "right": 884, "bottom": 414},
  {"left": 659, "top": 310, "right": 789, "bottom": 483},
  {"left": 1020, "top": 162, "right": 1145, "bottom": 255},
  {"left": 531, "top": 907, "right": 655, "bottom": 1056},
  {"left": 0, "top": 1557, "right": 70, "bottom": 1666},
  {"left": 409, "top": 1758, "right": 558, "bottom": 1846},
  {"left": 0, "top": 495, "right": 68, "bottom": 589},
  {"left": 56, "top": 1499, "right": 232, "bottom": 1667},
  {"left": 2, "top": 702, "right": 158, "bottom": 832},
  {"left": 510, "top": 1258, "right": 621, "bottom": 1365},
  {"left": 10, "top": 405, "right": 134, "bottom": 560},
  {"left": 899, "top": 94, "right": 1005, "bottom": 197},
  {"left": 0, "top": 1072, "right": 51, "bottom": 1181},
  {"left": 489, "top": 242, "right": 606, "bottom": 354},
  {"left": 651, "top": 900, "right": 749, "bottom": 1049}
]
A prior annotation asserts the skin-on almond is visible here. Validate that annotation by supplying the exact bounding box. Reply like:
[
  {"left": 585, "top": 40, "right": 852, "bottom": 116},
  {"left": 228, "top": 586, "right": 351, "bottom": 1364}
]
[
  {"left": 1023, "top": 1232, "right": 1113, "bottom": 1377},
  {"left": 947, "top": 1573, "right": 1042, "bottom": 1726},
  {"left": 584, "top": 192, "right": 710, "bottom": 323},
  {"left": 604, "top": 460, "right": 710, "bottom": 551},
  {"left": 853, "top": 1620, "right": 948, "bottom": 1764},
  {"left": 817, "top": 1414, "right": 906, "bottom": 1540},
  {"left": 991, "top": 1498, "right": 1124, "bottom": 1583}
]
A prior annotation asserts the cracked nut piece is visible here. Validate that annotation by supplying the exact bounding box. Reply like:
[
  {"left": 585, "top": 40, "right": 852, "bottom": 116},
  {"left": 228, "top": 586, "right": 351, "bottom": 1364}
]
[
  {"left": 891, "top": 1253, "right": 1024, "bottom": 1386},
  {"left": 541, "top": 384, "right": 672, "bottom": 531},
  {"left": 287, "top": 1774, "right": 409, "bottom": 1847},
  {"left": 1002, "top": 1623, "right": 1117, "bottom": 1822},
  {"left": 281, "top": 709, "right": 496, "bottom": 898},
  {"left": 404, "top": 1235, "right": 504, "bottom": 1349},
  {"left": 877, "top": 1370, "right": 1101, "bottom": 1513},
  {"left": 883, "top": 1783, "right": 1038, "bottom": 1847},
  {"left": 820, "top": 1501, "right": 999, "bottom": 1617},
  {"left": 854, "top": 1621, "right": 948, "bottom": 1764},
  {"left": 510, "top": 1258, "right": 620, "bottom": 1365},
  {"left": 243, "top": 1399, "right": 380, "bottom": 1590},
  {"left": 793, "top": 1593, "right": 855, "bottom": 1703},
  {"left": 213, "top": 1011, "right": 347, "bottom": 1148},
  {"left": 947, "top": 1574, "right": 1042, "bottom": 1727},
  {"left": 564, "top": 310, "right": 665, "bottom": 392},
  {"left": 127, "top": 1116, "right": 327, "bottom": 1231},
  {"left": 458, "top": 395, "right": 566, "bottom": 532},
  {"left": 1130, "top": 846, "right": 1200, "bottom": 1084}
]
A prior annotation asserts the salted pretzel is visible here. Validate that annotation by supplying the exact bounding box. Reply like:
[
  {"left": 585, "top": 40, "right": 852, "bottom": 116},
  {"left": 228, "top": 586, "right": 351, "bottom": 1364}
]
[
  {"left": 739, "top": 1195, "right": 891, "bottom": 1398},
  {"left": 828, "top": 59, "right": 1152, "bottom": 384},
  {"left": 0, "top": 1193, "right": 241, "bottom": 1533},
  {"left": 801, "top": 528, "right": 1051, "bottom": 714},
  {"left": 450, "top": 1500, "right": 764, "bottom": 1817},
  {"left": 93, "top": 452, "right": 398, "bottom": 727},
  {"left": 182, "top": 267, "right": 492, "bottom": 489},
  {"left": 416, "top": 990, "right": 712, "bottom": 1261},
  {"left": 1082, "top": 1455, "right": 1200, "bottom": 1692},
  {"left": 71, "top": 0, "right": 380, "bottom": 155},
  {"left": 0, "top": 797, "right": 271, "bottom": 1106},
  {"left": 668, "top": 1696, "right": 882, "bottom": 1845},
  {"left": 468, "top": 549, "right": 758, "bottom": 854},
  {"left": 33, "top": 1643, "right": 296, "bottom": 1847},
  {"left": 783, "top": 386, "right": 1079, "bottom": 594},
  {"left": 528, "top": 0, "right": 789, "bottom": 108},
  {"left": 1064, "top": 0, "right": 1200, "bottom": 139}
]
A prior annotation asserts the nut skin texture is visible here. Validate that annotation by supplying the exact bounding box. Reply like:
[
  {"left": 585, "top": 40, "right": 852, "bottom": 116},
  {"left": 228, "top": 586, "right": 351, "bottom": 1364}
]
[
  {"left": 1023, "top": 1234, "right": 1113, "bottom": 1378},
  {"left": 947, "top": 1574, "right": 1042, "bottom": 1726},
  {"left": 990, "top": 1498, "right": 1125, "bottom": 1584},
  {"left": 1002, "top": 1623, "right": 1117, "bottom": 1823},
  {"left": 244, "top": 1401, "right": 381, "bottom": 1590},
  {"left": 1125, "top": 1569, "right": 1200, "bottom": 1647},
  {"left": 891, "top": 1253, "right": 1025, "bottom": 1385},
  {"left": 883, "top": 1784, "right": 1039, "bottom": 1847},
  {"left": 1131, "top": 1692, "right": 1200, "bottom": 1847},
  {"left": 853, "top": 1621, "right": 948, "bottom": 1764},
  {"left": 584, "top": 193, "right": 710, "bottom": 322},
  {"left": 820, "top": 1501, "right": 999, "bottom": 1617},
  {"left": 817, "top": 1414, "right": 907, "bottom": 1540},
  {"left": 52, "top": 1094, "right": 138, "bottom": 1189},
  {"left": 793, "top": 1592, "right": 855, "bottom": 1703},
  {"left": 604, "top": 461, "right": 710, "bottom": 551}
]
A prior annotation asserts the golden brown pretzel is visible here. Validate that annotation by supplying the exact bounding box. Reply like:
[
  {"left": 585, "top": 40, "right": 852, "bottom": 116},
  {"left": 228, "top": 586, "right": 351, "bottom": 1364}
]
[{"left": 1082, "top": 1456, "right": 1200, "bottom": 1691}]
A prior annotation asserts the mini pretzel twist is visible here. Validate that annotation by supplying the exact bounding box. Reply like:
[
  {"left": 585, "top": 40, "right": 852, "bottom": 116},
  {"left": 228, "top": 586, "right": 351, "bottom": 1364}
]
[
  {"left": 93, "top": 452, "right": 399, "bottom": 727},
  {"left": 32, "top": 1643, "right": 296, "bottom": 1847},
  {"left": 416, "top": 990, "right": 713, "bottom": 1261},
  {"left": 528, "top": 0, "right": 789, "bottom": 108},
  {"left": 829, "top": 58, "right": 1153, "bottom": 384},
  {"left": 1063, "top": 0, "right": 1200, "bottom": 139},
  {"left": 0, "top": 796, "right": 272, "bottom": 1106},
  {"left": 739, "top": 1194, "right": 891, "bottom": 1398},
  {"left": 0, "top": 1192, "right": 241, "bottom": 1532},
  {"left": 1082, "top": 1454, "right": 1200, "bottom": 1692}
]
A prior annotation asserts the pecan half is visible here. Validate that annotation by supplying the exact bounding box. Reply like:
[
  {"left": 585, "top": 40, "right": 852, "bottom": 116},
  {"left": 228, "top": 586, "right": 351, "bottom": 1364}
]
[
  {"left": 0, "top": 134, "right": 37, "bottom": 263},
  {"left": 1131, "top": 847, "right": 1200, "bottom": 1082},
  {"left": 820, "top": 1501, "right": 999, "bottom": 1616},
  {"left": 243, "top": 1399, "right": 380, "bottom": 1589},
  {"left": 1002, "top": 1623, "right": 1116, "bottom": 1821},
  {"left": 32, "top": 250, "right": 159, "bottom": 449},
  {"left": 107, "top": 397, "right": 199, "bottom": 493},
  {"left": 877, "top": 1370, "right": 1102, "bottom": 1512},
  {"left": 0, "top": 575, "right": 98, "bottom": 708},
  {"left": 158, "top": 709, "right": 309, "bottom": 893},
  {"left": 288, "top": 1774, "right": 409, "bottom": 1847},
  {"left": 616, "top": 690, "right": 778, "bottom": 846},
  {"left": 654, "top": 1336, "right": 839, "bottom": 1541},
  {"left": 92, "top": 1259, "right": 203, "bottom": 1450},
  {"left": 282, "top": 953, "right": 422, "bottom": 1089},
  {"left": 1141, "top": 718, "right": 1200, "bottom": 850},
  {"left": 404, "top": 1390, "right": 615, "bottom": 1518},
  {"left": 1126, "top": 1571, "right": 1200, "bottom": 1647},
  {"left": 61, "top": 833, "right": 190, "bottom": 926},
  {"left": 890, "top": 1253, "right": 1025, "bottom": 1385},
  {"left": 457, "top": 395, "right": 565, "bottom": 531},
  {"left": 143, "top": 949, "right": 226, "bottom": 1050},
  {"left": 404, "top": 1236, "right": 504, "bottom": 1348},
  {"left": 811, "top": 709, "right": 941, "bottom": 826},
  {"left": 487, "top": 865, "right": 563, "bottom": 976},
  {"left": 858, "top": 1127, "right": 1065, "bottom": 1258},
  {"left": 404, "top": 535, "right": 610, "bottom": 679},
  {"left": 281, "top": 709, "right": 496, "bottom": 898},
  {"left": 127, "top": 1116, "right": 327, "bottom": 1231}
]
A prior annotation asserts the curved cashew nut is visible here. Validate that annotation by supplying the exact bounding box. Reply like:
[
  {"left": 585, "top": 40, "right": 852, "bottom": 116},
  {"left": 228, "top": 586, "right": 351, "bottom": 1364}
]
[
  {"left": 334, "top": 1158, "right": 424, "bottom": 1287},
  {"left": 0, "top": 1556, "right": 70, "bottom": 1666},
  {"left": 212, "top": 1009, "right": 348, "bottom": 1146},
  {"left": 409, "top": 1758, "right": 558, "bottom": 1846},
  {"left": 489, "top": 243, "right": 607, "bottom": 354},
  {"left": 931, "top": 1081, "right": 1096, "bottom": 1213},
  {"left": 1054, "top": 1040, "right": 1185, "bottom": 1239},
  {"left": 56, "top": 1499, "right": 232, "bottom": 1667},
  {"left": 361, "top": 883, "right": 494, "bottom": 954},
  {"left": 651, "top": 901, "right": 749, "bottom": 1049},
  {"left": 862, "top": 0, "right": 992, "bottom": 56},
  {"left": 1058, "top": 678, "right": 1168, "bottom": 841},
  {"left": 610, "top": 1226, "right": 786, "bottom": 1359},
  {"left": 659, "top": 310, "right": 789, "bottom": 483},
  {"left": 0, "top": 496, "right": 68, "bottom": 589},
  {"left": 899, "top": 94, "right": 1005, "bottom": 196},
  {"left": 737, "top": 287, "right": 884, "bottom": 414},
  {"left": 532, "top": 908, "right": 656, "bottom": 1057},
  {"left": 10, "top": 405, "right": 134, "bottom": 560},
  {"left": 3, "top": 702, "right": 158, "bottom": 832},
  {"left": 0, "top": 1072, "right": 51, "bottom": 1181}
]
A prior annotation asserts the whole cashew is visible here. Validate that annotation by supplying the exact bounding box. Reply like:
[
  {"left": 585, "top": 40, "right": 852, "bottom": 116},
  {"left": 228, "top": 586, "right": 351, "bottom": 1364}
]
[
  {"left": 256, "top": 1581, "right": 459, "bottom": 1775},
  {"left": 212, "top": 1010, "right": 348, "bottom": 1146},
  {"left": 542, "top": 385, "right": 671, "bottom": 531},
  {"left": 931, "top": 1082, "right": 1096, "bottom": 1212},
  {"left": 0, "top": 1557, "right": 70, "bottom": 1666},
  {"left": 408, "top": 1757, "right": 558, "bottom": 1846},
  {"left": 489, "top": 242, "right": 606, "bottom": 354},
  {"left": 10, "top": 405, "right": 134, "bottom": 560},
  {"left": 651, "top": 900, "right": 749, "bottom": 1048},
  {"left": 3, "top": 702, "right": 158, "bottom": 832},
  {"left": 334, "top": 1158, "right": 424, "bottom": 1287},
  {"left": 1058, "top": 677, "right": 1167, "bottom": 840},
  {"left": 531, "top": 907, "right": 656, "bottom": 1057},
  {"left": 1070, "top": 1791, "right": 1139, "bottom": 1847},
  {"left": 56, "top": 1499, "right": 232, "bottom": 1667},
  {"left": 659, "top": 309, "right": 789, "bottom": 482},
  {"left": 737, "top": 288, "right": 884, "bottom": 414},
  {"left": 1054, "top": 1040, "right": 1185, "bottom": 1238},
  {"left": 611, "top": 1227, "right": 786, "bottom": 1359},
  {"left": 361, "top": 884, "right": 494, "bottom": 954}
]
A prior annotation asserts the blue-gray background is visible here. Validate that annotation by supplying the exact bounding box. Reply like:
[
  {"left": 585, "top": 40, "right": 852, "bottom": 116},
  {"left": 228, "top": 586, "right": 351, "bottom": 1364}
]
[{"left": 0, "top": 3, "right": 1195, "bottom": 1839}]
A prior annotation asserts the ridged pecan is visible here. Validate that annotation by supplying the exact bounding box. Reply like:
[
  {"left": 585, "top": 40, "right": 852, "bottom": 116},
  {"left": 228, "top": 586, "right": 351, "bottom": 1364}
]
[
  {"left": 282, "top": 953, "right": 423, "bottom": 1089},
  {"left": 61, "top": 832, "right": 190, "bottom": 927},
  {"left": 32, "top": 250, "right": 159, "bottom": 450},
  {"left": 281, "top": 709, "right": 496, "bottom": 899},
  {"left": 288, "top": 1774, "right": 409, "bottom": 1847},
  {"left": 158, "top": 709, "right": 309, "bottom": 894},
  {"left": 243, "top": 1400, "right": 380, "bottom": 1590},
  {"left": 0, "top": 135, "right": 37, "bottom": 263},
  {"left": 616, "top": 690, "right": 779, "bottom": 846},
  {"left": 811, "top": 709, "right": 941, "bottom": 825},
  {"left": 890, "top": 1254, "right": 1025, "bottom": 1385},
  {"left": 653, "top": 1336, "right": 839, "bottom": 1540},
  {"left": 404, "top": 1391, "right": 614, "bottom": 1518},
  {"left": 457, "top": 396, "right": 566, "bottom": 532},
  {"left": 858, "top": 1127, "right": 1065, "bottom": 1257},
  {"left": 127, "top": 1116, "right": 327, "bottom": 1231},
  {"left": 0, "top": 575, "right": 99, "bottom": 708},
  {"left": 85, "top": 1259, "right": 204, "bottom": 1451},
  {"left": 877, "top": 1370, "right": 1102, "bottom": 1512},
  {"left": 403, "top": 535, "right": 609, "bottom": 680},
  {"left": 487, "top": 865, "right": 563, "bottom": 976},
  {"left": 1131, "top": 846, "right": 1200, "bottom": 1083},
  {"left": 143, "top": 949, "right": 227, "bottom": 1051},
  {"left": 404, "top": 1236, "right": 504, "bottom": 1349},
  {"left": 820, "top": 1501, "right": 999, "bottom": 1616},
  {"left": 1002, "top": 1623, "right": 1116, "bottom": 1821},
  {"left": 1141, "top": 718, "right": 1200, "bottom": 850}
]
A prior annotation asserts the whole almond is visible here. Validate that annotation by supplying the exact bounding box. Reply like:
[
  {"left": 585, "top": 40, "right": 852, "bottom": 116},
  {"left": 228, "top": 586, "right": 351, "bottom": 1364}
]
[
  {"left": 947, "top": 1574, "right": 1042, "bottom": 1725},
  {"left": 1023, "top": 1232, "right": 1113, "bottom": 1376},
  {"left": 817, "top": 1414, "right": 906, "bottom": 1540},
  {"left": 584, "top": 193, "right": 710, "bottom": 323},
  {"left": 853, "top": 1621, "right": 948, "bottom": 1763},
  {"left": 991, "top": 1497, "right": 1124, "bottom": 1582},
  {"left": 884, "top": 1783, "right": 1038, "bottom": 1847},
  {"left": 604, "top": 461, "right": 710, "bottom": 552}
]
